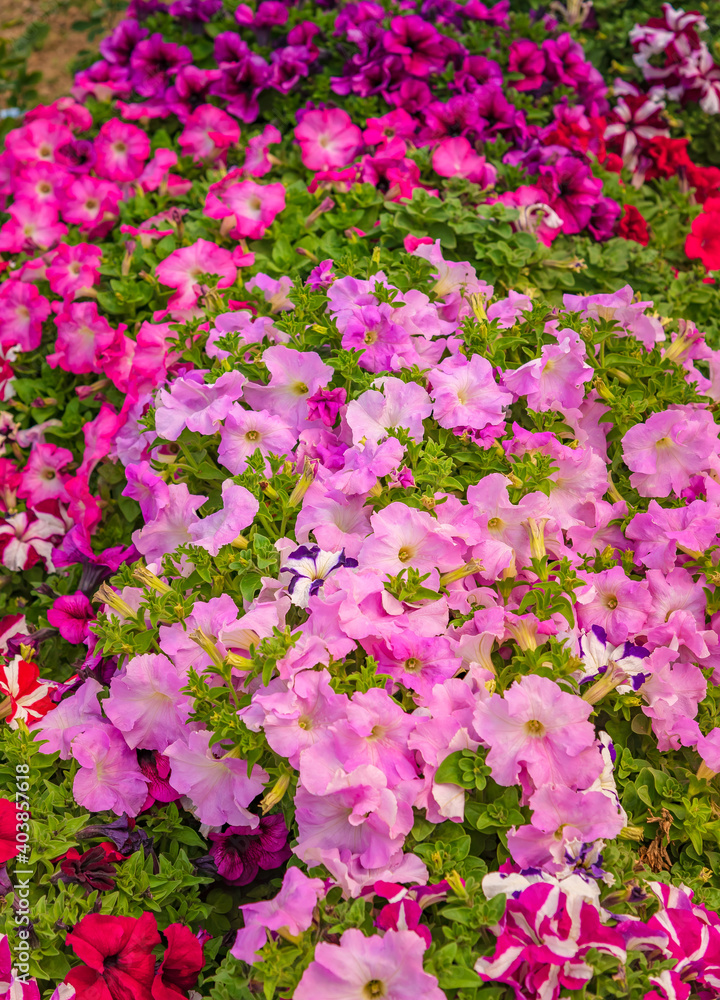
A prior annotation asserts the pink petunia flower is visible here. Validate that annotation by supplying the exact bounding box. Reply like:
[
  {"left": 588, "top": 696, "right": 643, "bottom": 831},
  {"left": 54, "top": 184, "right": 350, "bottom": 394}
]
[
  {"left": 207, "top": 178, "right": 286, "bottom": 240},
  {"left": 46, "top": 243, "right": 102, "bottom": 298},
  {"left": 0, "top": 201, "right": 68, "bottom": 253},
  {"left": 231, "top": 867, "right": 325, "bottom": 964},
  {"left": 72, "top": 725, "right": 149, "bottom": 816},
  {"left": 94, "top": 118, "right": 151, "bottom": 182},
  {"left": 0, "top": 280, "right": 51, "bottom": 353},
  {"left": 218, "top": 406, "right": 296, "bottom": 474},
  {"left": 621, "top": 406, "right": 720, "bottom": 497},
  {"left": 154, "top": 369, "right": 246, "bottom": 441},
  {"left": 164, "top": 730, "right": 267, "bottom": 827},
  {"left": 132, "top": 483, "right": 208, "bottom": 565},
  {"left": 473, "top": 673, "right": 600, "bottom": 790},
  {"left": 178, "top": 104, "right": 240, "bottom": 162},
  {"left": 48, "top": 301, "right": 116, "bottom": 375},
  {"left": 155, "top": 239, "right": 237, "bottom": 309},
  {"left": 503, "top": 332, "right": 593, "bottom": 412},
  {"left": 188, "top": 480, "right": 259, "bottom": 556},
  {"left": 18, "top": 441, "right": 73, "bottom": 506},
  {"left": 294, "top": 928, "right": 445, "bottom": 1000},
  {"left": 242, "top": 346, "right": 332, "bottom": 433},
  {"left": 432, "top": 136, "right": 496, "bottom": 186},
  {"left": 576, "top": 566, "right": 652, "bottom": 643},
  {"left": 104, "top": 653, "right": 194, "bottom": 751},
  {"left": 429, "top": 353, "right": 513, "bottom": 430},
  {"left": 359, "top": 502, "right": 461, "bottom": 575}
]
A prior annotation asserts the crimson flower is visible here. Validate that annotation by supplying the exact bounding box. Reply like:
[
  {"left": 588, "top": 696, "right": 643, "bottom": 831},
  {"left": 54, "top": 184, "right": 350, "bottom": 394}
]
[
  {"left": 616, "top": 205, "right": 650, "bottom": 246},
  {"left": 152, "top": 923, "right": 204, "bottom": 1000},
  {"left": 55, "top": 842, "right": 125, "bottom": 892},
  {"left": 65, "top": 912, "right": 161, "bottom": 1000},
  {"left": 686, "top": 210, "right": 720, "bottom": 272}
]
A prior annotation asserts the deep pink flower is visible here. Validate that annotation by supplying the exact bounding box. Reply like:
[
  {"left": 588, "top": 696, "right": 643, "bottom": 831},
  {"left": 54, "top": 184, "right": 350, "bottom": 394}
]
[
  {"left": 48, "top": 301, "right": 116, "bottom": 375},
  {"left": 18, "top": 441, "right": 73, "bottom": 506},
  {"left": 46, "top": 243, "right": 102, "bottom": 298},
  {"left": 206, "top": 178, "right": 286, "bottom": 240},
  {"left": 178, "top": 104, "right": 240, "bottom": 161},
  {"left": 155, "top": 239, "right": 237, "bottom": 309},
  {"left": 295, "top": 108, "right": 362, "bottom": 170},
  {"left": 0, "top": 201, "right": 68, "bottom": 253},
  {"left": 47, "top": 592, "right": 95, "bottom": 644},
  {"left": 432, "top": 136, "right": 496, "bottom": 185},
  {"left": 0, "top": 280, "right": 51, "bottom": 353},
  {"left": 94, "top": 118, "right": 151, "bottom": 182}
]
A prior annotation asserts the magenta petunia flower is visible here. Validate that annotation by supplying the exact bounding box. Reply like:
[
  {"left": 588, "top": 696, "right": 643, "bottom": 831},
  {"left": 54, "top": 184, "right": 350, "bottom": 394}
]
[
  {"left": 47, "top": 592, "right": 95, "bottom": 644},
  {"left": 208, "top": 813, "right": 292, "bottom": 885}
]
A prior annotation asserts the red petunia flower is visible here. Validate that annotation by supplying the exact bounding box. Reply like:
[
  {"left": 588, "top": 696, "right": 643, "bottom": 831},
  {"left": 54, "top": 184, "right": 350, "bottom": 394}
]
[
  {"left": 616, "top": 204, "right": 650, "bottom": 246},
  {"left": 65, "top": 912, "right": 161, "bottom": 1000},
  {"left": 152, "top": 923, "right": 204, "bottom": 1000},
  {"left": 686, "top": 210, "right": 720, "bottom": 272},
  {"left": 55, "top": 842, "right": 126, "bottom": 892}
]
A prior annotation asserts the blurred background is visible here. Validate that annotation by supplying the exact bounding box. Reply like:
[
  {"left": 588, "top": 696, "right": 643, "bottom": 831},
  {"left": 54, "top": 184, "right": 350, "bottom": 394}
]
[{"left": 0, "top": 0, "right": 123, "bottom": 110}]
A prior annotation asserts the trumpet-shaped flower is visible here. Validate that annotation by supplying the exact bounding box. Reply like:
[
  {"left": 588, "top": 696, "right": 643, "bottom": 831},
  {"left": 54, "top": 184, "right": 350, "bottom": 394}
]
[{"left": 473, "top": 674, "right": 599, "bottom": 789}]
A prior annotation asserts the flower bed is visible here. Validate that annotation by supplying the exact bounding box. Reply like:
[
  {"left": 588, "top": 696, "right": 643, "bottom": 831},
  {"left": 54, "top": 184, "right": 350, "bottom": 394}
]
[{"left": 1, "top": 1, "right": 720, "bottom": 998}]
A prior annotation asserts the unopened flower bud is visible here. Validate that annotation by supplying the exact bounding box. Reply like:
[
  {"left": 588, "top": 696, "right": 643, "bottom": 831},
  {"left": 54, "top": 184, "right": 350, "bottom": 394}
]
[
  {"left": 260, "top": 773, "right": 291, "bottom": 813},
  {"left": 133, "top": 563, "right": 172, "bottom": 594},
  {"left": 93, "top": 583, "right": 137, "bottom": 620},
  {"left": 439, "top": 559, "right": 483, "bottom": 586},
  {"left": 697, "top": 761, "right": 717, "bottom": 781},
  {"left": 289, "top": 458, "right": 316, "bottom": 506},
  {"left": 525, "top": 517, "right": 549, "bottom": 560},
  {"left": 189, "top": 628, "right": 225, "bottom": 670}
]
